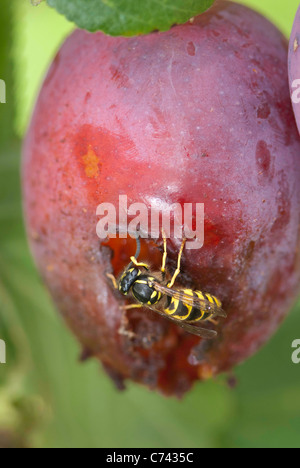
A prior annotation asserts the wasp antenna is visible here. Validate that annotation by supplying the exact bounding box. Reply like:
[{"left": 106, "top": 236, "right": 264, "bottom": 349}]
[
  {"left": 126, "top": 232, "right": 141, "bottom": 269},
  {"left": 133, "top": 232, "right": 141, "bottom": 260}
]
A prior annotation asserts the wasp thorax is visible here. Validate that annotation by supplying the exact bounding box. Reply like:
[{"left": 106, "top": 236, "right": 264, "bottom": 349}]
[
  {"left": 119, "top": 267, "right": 140, "bottom": 295},
  {"left": 132, "top": 275, "right": 162, "bottom": 305}
]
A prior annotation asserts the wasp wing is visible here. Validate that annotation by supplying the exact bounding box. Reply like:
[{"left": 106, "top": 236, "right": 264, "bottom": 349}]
[
  {"left": 144, "top": 303, "right": 217, "bottom": 339},
  {"left": 152, "top": 283, "right": 226, "bottom": 318}
]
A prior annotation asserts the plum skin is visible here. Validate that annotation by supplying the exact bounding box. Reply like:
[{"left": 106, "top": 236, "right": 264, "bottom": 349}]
[
  {"left": 289, "top": 4, "right": 300, "bottom": 134},
  {"left": 23, "top": 1, "right": 300, "bottom": 396}
]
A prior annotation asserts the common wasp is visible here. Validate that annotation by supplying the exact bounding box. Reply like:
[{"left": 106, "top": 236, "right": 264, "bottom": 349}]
[{"left": 107, "top": 231, "right": 226, "bottom": 339}]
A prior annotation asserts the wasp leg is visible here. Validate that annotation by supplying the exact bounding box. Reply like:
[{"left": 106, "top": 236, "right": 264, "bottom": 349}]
[
  {"left": 167, "top": 237, "right": 186, "bottom": 288},
  {"left": 206, "top": 317, "right": 219, "bottom": 326},
  {"left": 106, "top": 273, "right": 118, "bottom": 290},
  {"left": 118, "top": 304, "right": 142, "bottom": 339},
  {"left": 120, "top": 304, "right": 143, "bottom": 311},
  {"left": 161, "top": 228, "right": 168, "bottom": 280},
  {"left": 130, "top": 256, "right": 150, "bottom": 270}
]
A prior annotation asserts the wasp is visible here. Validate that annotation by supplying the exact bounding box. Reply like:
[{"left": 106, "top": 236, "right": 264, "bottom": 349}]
[{"left": 107, "top": 231, "right": 226, "bottom": 339}]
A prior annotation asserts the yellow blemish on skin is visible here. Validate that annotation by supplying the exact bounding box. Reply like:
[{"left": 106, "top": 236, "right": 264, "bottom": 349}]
[
  {"left": 294, "top": 38, "right": 299, "bottom": 52},
  {"left": 82, "top": 145, "right": 100, "bottom": 178},
  {"left": 198, "top": 364, "right": 214, "bottom": 380}
]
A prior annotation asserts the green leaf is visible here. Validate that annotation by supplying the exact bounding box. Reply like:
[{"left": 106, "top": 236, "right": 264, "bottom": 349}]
[{"left": 46, "top": 0, "right": 215, "bottom": 35}]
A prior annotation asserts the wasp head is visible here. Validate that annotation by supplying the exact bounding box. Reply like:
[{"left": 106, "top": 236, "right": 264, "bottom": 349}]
[{"left": 119, "top": 267, "right": 139, "bottom": 295}]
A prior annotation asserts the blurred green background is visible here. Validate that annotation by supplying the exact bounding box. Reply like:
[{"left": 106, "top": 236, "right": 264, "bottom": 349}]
[{"left": 0, "top": 0, "right": 300, "bottom": 448}]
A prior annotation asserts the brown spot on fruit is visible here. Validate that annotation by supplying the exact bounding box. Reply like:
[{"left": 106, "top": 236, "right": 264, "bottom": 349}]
[
  {"left": 110, "top": 65, "right": 130, "bottom": 89},
  {"left": 187, "top": 41, "right": 196, "bottom": 56},
  {"left": 256, "top": 140, "right": 274, "bottom": 182},
  {"left": 257, "top": 102, "right": 271, "bottom": 119},
  {"left": 271, "top": 171, "right": 291, "bottom": 233}
]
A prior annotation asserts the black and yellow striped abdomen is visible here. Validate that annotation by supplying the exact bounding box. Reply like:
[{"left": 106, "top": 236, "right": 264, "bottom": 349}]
[
  {"left": 131, "top": 275, "right": 162, "bottom": 305},
  {"left": 164, "top": 289, "right": 222, "bottom": 322}
]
